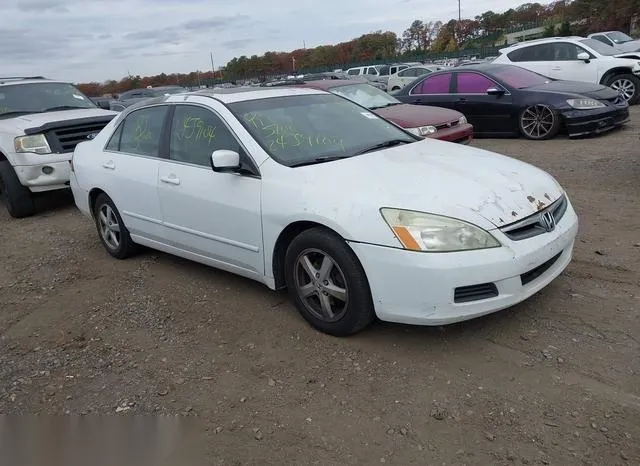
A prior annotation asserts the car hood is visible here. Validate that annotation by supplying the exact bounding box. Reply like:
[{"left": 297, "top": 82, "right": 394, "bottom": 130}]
[
  {"left": 613, "top": 51, "right": 640, "bottom": 60},
  {"left": 614, "top": 41, "right": 640, "bottom": 53},
  {"left": 525, "top": 80, "right": 619, "bottom": 100},
  {"left": 284, "top": 138, "right": 563, "bottom": 229},
  {"left": 374, "top": 104, "right": 462, "bottom": 127},
  {"left": 10, "top": 108, "right": 117, "bottom": 131}
]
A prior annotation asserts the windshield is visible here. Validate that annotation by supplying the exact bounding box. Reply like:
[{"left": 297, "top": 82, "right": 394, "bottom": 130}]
[
  {"left": 608, "top": 31, "right": 634, "bottom": 44},
  {"left": 0, "top": 82, "right": 96, "bottom": 118},
  {"left": 329, "top": 83, "right": 401, "bottom": 109},
  {"left": 493, "top": 66, "right": 551, "bottom": 89},
  {"left": 378, "top": 66, "right": 390, "bottom": 76},
  {"left": 580, "top": 39, "right": 618, "bottom": 56},
  {"left": 228, "top": 94, "right": 416, "bottom": 167}
]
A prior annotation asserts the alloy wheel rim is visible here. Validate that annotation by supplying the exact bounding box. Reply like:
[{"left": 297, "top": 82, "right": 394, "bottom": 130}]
[
  {"left": 294, "top": 248, "right": 348, "bottom": 322},
  {"left": 610, "top": 79, "right": 635, "bottom": 101},
  {"left": 98, "top": 204, "right": 121, "bottom": 250},
  {"left": 521, "top": 105, "right": 555, "bottom": 138}
]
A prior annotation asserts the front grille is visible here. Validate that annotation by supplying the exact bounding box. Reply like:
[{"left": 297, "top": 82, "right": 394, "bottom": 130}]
[
  {"left": 46, "top": 121, "right": 110, "bottom": 152},
  {"left": 435, "top": 120, "right": 460, "bottom": 130},
  {"left": 521, "top": 252, "right": 562, "bottom": 286},
  {"left": 454, "top": 283, "right": 499, "bottom": 303},
  {"left": 501, "top": 194, "right": 568, "bottom": 241}
]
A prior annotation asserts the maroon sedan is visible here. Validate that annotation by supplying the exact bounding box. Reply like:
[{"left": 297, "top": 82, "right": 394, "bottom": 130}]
[{"left": 293, "top": 79, "right": 474, "bottom": 143}]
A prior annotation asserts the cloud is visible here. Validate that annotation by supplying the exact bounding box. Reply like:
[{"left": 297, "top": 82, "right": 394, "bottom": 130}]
[
  {"left": 2, "top": 0, "right": 525, "bottom": 83},
  {"left": 221, "top": 39, "right": 254, "bottom": 50},
  {"left": 17, "top": 0, "right": 68, "bottom": 12}
]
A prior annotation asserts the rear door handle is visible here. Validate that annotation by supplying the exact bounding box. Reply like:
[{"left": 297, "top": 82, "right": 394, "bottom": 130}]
[
  {"left": 457, "top": 97, "right": 468, "bottom": 103},
  {"left": 551, "top": 67, "right": 561, "bottom": 71},
  {"left": 102, "top": 160, "right": 115, "bottom": 170},
  {"left": 160, "top": 175, "right": 181, "bottom": 185}
]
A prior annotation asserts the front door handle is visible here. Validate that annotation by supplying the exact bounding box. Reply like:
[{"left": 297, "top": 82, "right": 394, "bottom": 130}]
[
  {"left": 458, "top": 97, "right": 468, "bottom": 103},
  {"left": 551, "top": 66, "right": 561, "bottom": 71},
  {"left": 102, "top": 160, "right": 115, "bottom": 170},
  {"left": 160, "top": 175, "right": 181, "bottom": 185}
]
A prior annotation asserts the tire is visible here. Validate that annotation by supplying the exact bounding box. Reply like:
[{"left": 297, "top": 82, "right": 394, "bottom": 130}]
[
  {"left": 92, "top": 193, "right": 138, "bottom": 259},
  {"left": 284, "top": 227, "right": 375, "bottom": 336},
  {"left": 605, "top": 73, "right": 640, "bottom": 105},
  {"left": 518, "top": 105, "right": 561, "bottom": 140},
  {"left": 0, "top": 160, "right": 35, "bottom": 218},
  {"left": 391, "top": 86, "right": 401, "bottom": 91}
]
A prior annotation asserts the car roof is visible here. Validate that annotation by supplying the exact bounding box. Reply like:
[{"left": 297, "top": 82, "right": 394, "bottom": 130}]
[
  {"left": 182, "top": 86, "right": 328, "bottom": 104},
  {"left": 500, "top": 36, "right": 586, "bottom": 52},
  {"left": 0, "top": 77, "right": 67, "bottom": 86}
]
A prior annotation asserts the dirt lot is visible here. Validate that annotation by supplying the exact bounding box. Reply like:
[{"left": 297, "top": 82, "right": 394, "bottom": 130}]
[{"left": 1, "top": 107, "right": 639, "bottom": 465}]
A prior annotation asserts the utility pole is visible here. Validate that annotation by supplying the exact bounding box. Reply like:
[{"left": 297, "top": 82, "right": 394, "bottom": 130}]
[
  {"left": 456, "top": 0, "right": 461, "bottom": 55},
  {"left": 210, "top": 52, "right": 215, "bottom": 77},
  {"left": 292, "top": 56, "right": 296, "bottom": 71}
]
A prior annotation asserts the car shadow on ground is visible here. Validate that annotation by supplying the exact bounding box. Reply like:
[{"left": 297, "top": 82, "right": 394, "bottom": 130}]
[
  {"left": 134, "top": 245, "right": 538, "bottom": 346},
  {"left": 32, "top": 189, "right": 76, "bottom": 215}
]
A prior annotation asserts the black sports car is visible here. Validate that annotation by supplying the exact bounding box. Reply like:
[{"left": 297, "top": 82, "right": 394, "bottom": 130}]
[{"left": 390, "top": 63, "right": 630, "bottom": 140}]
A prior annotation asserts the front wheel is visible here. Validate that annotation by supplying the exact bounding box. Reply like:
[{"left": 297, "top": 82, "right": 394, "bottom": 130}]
[
  {"left": 284, "top": 228, "right": 375, "bottom": 336},
  {"left": 0, "top": 160, "right": 35, "bottom": 218},
  {"left": 518, "top": 105, "right": 561, "bottom": 140},
  {"left": 606, "top": 74, "right": 640, "bottom": 105},
  {"left": 391, "top": 86, "right": 401, "bottom": 91}
]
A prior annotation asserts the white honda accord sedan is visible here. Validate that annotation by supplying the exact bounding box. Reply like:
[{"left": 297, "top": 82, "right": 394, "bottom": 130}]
[{"left": 70, "top": 86, "right": 578, "bottom": 336}]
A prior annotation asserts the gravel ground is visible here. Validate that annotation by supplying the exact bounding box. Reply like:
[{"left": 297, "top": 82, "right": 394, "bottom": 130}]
[{"left": 1, "top": 107, "right": 639, "bottom": 465}]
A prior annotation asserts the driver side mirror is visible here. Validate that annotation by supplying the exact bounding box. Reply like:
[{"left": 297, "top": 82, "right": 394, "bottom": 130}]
[
  {"left": 577, "top": 52, "right": 591, "bottom": 62},
  {"left": 487, "top": 87, "right": 505, "bottom": 96},
  {"left": 211, "top": 150, "right": 241, "bottom": 173}
]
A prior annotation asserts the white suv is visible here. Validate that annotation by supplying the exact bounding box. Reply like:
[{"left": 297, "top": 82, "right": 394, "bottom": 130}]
[
  {"left": 0, "top": 77, "right": 116, "bottom": 217},
  {"left": 493, "top": 36, "right": 640, "bottom": 104}
]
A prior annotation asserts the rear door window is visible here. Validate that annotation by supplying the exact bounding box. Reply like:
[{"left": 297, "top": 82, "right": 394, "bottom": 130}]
[
  {"left": 117, "top": 105, "right": 168, "bottom": 157},
  {"left": 410, "top": 73, "right": 452, "bottom": 94}
]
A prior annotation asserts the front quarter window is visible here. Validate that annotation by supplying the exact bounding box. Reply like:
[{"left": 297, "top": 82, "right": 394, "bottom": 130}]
[{"left": 229, "top": 94, "right": 416, "bottom": 167}]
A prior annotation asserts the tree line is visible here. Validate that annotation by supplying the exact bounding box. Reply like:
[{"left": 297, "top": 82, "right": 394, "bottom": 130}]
[{"left": 77, "top": 0, "right": 639, "bottom": 97}]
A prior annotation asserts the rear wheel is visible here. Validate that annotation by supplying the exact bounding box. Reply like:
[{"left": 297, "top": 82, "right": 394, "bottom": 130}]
[
  {"left": 606, "top": 74, "right": 640, "bottom": 104},
  {"left": 391, "top": 86, "right": 401, "bottom": 91},
  {"left": 93, "top": 193, "right": 138, "bottom": 259},
  {"left": 284, "top": 227, "right": 375, "bottom": 336},
  {"left": 518, "top": 105, "right": 561, "bottom": 140},
  {"left": 0, "top": 160, "right": 35, "bottom": 218}
]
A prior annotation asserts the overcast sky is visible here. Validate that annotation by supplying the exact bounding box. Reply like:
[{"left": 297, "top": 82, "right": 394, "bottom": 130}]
[{"left": 4, "top": 0, "right": 526, "bottom": 83}]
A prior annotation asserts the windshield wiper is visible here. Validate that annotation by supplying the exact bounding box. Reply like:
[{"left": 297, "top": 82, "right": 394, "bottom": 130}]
[
  {"left": 41, "top": 105, "right": 88, "bottom": 112},
  {"left": 290, "top": 155, "right": 353, "bottom": 167},
  {"left": 0, "top": 111, "right": 32, "bottom": 119},
  {"left": 369, "top": 102, "right": 401, "bottom": 109},
  {"left": 351, "top": 139, "right": 413, "bottom": 156}
]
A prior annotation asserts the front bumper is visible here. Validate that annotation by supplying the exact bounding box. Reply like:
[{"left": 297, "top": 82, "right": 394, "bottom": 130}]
[
  {"left": 562, "top": 104, "right": 629, "bottom": 137},
  {"left": 11, "top": 152, "right": 72, "bottom": 192},
  {"left": 429, "top": 123, "right": 474, "bottom": 144},
  {"left": 348, "top": 200, "right": 579, "bottom": 326}
]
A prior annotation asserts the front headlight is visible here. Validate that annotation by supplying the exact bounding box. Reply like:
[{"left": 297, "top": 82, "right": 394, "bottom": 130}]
[
  {"left": 381, "top": 208, "right": 501, "bottom": 252},
  {"left": 14, "top": 134, "right": 52, "bottom": 154},
  {"left": 458, "top": 115, "right": 467, "bottom": 125},
  {"left": 406, "top": 125, "right": 437, "bottom": 137},
  {"left": 566, "top": 98, "right": 605, "bottom": 109}
]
